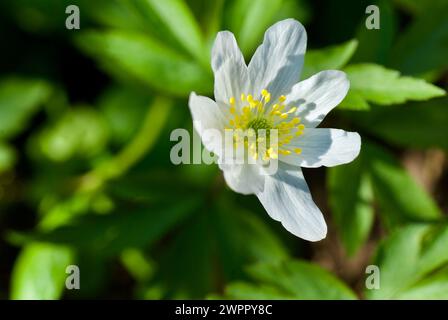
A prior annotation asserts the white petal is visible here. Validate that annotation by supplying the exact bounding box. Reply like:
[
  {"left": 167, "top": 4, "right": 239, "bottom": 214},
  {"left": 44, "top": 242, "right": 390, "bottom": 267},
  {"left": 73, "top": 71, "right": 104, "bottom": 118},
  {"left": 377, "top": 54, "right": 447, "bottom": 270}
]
[
  {"left": 285, "top": 70, "right": 349, "bottom": 128},
  {"left": 221, "top": 163, "right": 265, "bottom": 195},
  {"left": 189, "top": 92, "right": 228, "bottom": 155},
  {"left": 256, "top": 167, "right": 327, "bottom": 241},
  {"left": 248, "top": 19, "right": 307, "bottom": 100},
  {"left": 280, "top": 128, "right": 361, "bottom": 168},
  {"left": 211, "top": 31, "right": 246, "bottom": 73},
  {"left": 211, "top": 32, "right": 249, "bottom": 105},
  {"left": 214, "top": 58, "right": 249, "bottom": 106}
]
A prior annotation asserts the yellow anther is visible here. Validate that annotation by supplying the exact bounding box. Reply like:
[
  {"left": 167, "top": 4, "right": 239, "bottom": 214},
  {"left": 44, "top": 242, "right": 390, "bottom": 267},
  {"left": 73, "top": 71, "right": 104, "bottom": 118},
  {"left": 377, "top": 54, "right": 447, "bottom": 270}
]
[
  {"left": 230, "top": 106, "right": 236, "bottom": 114},
  {"left": 261, "top": 89, "right": 268, "bottom": 97},
  {"left": 279, "top": 149, "right": 291, "bottom": 155},
  {"left": 287, "top": 107, "right": 297, "bottom": 114},
  {"left": 240, "top": 93, "right": 245, "bottom": 101},
  {"left": 247, "top": 94, "right": 253, "bottom": 102},
  {"left": 292, "top": 117, "right": 300, "bottom": 124},
  {"left": 298, "top": 124, "right": 305, "bottom": 130},
  {"left": 267, "top": 147, "right": 278, "bottom": 159},
  {"left": 264, "top": 93, "right": 271, "bottom": 103},
  {"left": 294, "top": 148, "right": 302, "bottom": 154},
  {"left": 229, "top": 97, "right": 235, "bottom": 105},
  {"left": 280, "top": 113, "right": 288, "bottom": 119},
  {"left": 279, "top": 95, "right": 286, "bottom": 102}
]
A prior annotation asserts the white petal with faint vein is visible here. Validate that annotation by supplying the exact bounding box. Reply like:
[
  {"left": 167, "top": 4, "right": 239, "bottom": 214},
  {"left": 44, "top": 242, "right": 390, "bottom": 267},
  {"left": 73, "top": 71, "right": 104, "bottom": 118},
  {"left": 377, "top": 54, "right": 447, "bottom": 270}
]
[
  {"left": 279, "top": 128, "right": 361, "bottom": 168},
  {"left": 257, "top": 167, "right": 327, "bottom": 241},
  {"left": 248, "top": 19, "right": 307, "bottom": 100},
  {"left": 285, "top": 70, "right": 349, "bottom": 128}
]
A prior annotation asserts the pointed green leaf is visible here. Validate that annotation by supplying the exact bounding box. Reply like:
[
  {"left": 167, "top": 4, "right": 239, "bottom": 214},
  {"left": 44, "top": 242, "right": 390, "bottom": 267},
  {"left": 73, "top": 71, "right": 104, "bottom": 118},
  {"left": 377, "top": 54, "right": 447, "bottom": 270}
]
[
  {"left": 223, "top": 260, "right": 357, "bottom": 300},
  {"left": 366, "top": 224, "right": 448, "bottom": 299},
  {"left": 328, "top": 156, "right": 374, "bottom": 256},
  {"left": 141, "top": 0, "right": 205, "bottom": 62},
  {"left": 390, "top": 4, "right": 448, "bottom": 74},
  {"left": 343, "top": 64, "right": 445, "bottom": 107},
  {"left": 302, "top": 39, "right": 358, "bottom": 79},
  {"left": 364, "top": 142, "right": 442, "bottom": 228}
]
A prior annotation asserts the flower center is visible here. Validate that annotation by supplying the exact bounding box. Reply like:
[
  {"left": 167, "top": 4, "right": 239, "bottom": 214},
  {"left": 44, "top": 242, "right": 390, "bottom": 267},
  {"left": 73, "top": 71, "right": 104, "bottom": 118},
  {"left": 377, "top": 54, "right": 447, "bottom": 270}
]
[
  {"left": 226, "top": 89, "right": 304, "bottom": 161},
  {"left": 247, "top": 118, "right": 272, "bottom": 131}
]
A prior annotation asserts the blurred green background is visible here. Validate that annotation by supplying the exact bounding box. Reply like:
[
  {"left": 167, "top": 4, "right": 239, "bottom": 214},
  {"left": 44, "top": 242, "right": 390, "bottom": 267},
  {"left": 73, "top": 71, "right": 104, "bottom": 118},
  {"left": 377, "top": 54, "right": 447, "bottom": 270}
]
[{"left": 0, "top": 0, "right": 448, "bottom": 300}]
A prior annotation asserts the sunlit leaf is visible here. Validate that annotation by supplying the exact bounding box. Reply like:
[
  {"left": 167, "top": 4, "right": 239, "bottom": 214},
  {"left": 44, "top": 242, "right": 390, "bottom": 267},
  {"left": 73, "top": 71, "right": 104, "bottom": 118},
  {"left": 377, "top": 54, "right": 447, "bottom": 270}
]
[
  {"left": 10, "top": 243, "right": 74, "bottom": 300},
  {"left": 342, "top": 64, "right": 445, "bottom": 108},
  {"left": 0, "top": 78, "right": 51, "bottom": 139},
  {"left": 140, "top": 0, "right": 205, "bottom": 62},
  {"left": 366, "top": 224, "right": 448, "bottom": 299},
  {"left": 35, "top": 107, "right": 109, "bottom": 162}
]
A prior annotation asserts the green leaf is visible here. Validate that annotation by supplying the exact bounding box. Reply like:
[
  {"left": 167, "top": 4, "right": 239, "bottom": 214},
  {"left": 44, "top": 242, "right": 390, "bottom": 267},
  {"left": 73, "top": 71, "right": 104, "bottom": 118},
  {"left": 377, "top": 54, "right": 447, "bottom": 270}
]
[
  {"left": 224, "top": 282, "right": 294, "bottom": 299},
  {"left": 98, "top": 86, "right": 150, "bottom": 145},
  {"left": 155, "top": 195, "right": 288, "bottom": 299},
  {"left": 223, "top": 260, "right": 357, "bottom": 300},
  {"left": 349, "top": 98, "right": 448, "bottom": 150},
  {"left": 390, "top": 3, "right": 448, "bottom": 74},
  {"left": 35, "top": 107, "right": 109, "bottom": 162},
  {"left": 120, "top": 249, "right": 154, "bottom": 282},
  {"left": 328, "top": 156, "right": 374, "bottom": 256},
  {"left": 302, "top": 39, "right": 358, "bottom": 79},
  {"left": 228, "top": 0, "right": 284, "bottom": 55},
  {"left": 339, "top": 90, "right": 370, "bottom": 110},
  {"left": 0, "top": 78, "right": 51, "bottom": 139},
  {"left": 0, "top": 142, "right": 16, "bottom": 173},
  {"left": 394, "top": 0, "right": 448, "bottom": 15},
  {"left": 364, "top": 142, "right": 442, "bottom": 228},
  {"left": 140, "top": 0, "right": 205, "bottom": 62},
  {"left": 77, "top": 30, "right": 212, "bottom": 96},
  {"left": 366, "top": 224, "right": 448, "bottom": 299},
  {"left": 343, "top": 64, "right": 445, "bottom": 108},
  {"left": 397, "top": 268, "right": 448, "bottom": 300},
  {"left": 35, "top": 199, "right": 200, "bottom": 256},
  {"left": 10, "top": 243, "right": 74, "bottom": 300},
  {"left": 213, "top": 197, "right": 289, "bottom": 277},
  {"left": 352, "top": 0, "right": 396, "bottom": 64}
]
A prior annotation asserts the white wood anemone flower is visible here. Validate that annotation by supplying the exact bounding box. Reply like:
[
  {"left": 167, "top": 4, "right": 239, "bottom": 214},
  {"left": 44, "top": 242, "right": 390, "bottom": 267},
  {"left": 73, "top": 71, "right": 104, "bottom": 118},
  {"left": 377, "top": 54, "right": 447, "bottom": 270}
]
[{"left": 188, "top": 19, "right": 361, "bottom": 241}]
